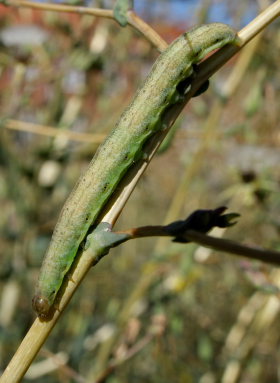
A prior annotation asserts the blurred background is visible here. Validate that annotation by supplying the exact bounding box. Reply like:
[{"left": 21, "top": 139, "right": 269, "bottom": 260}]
[{"left": 0, "top": 0, "right": 279, "bottom": 382}]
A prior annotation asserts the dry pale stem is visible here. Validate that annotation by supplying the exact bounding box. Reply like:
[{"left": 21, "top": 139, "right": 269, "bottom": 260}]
[{"left": 5, "top": 119, "right": 105, "bottom": 144}]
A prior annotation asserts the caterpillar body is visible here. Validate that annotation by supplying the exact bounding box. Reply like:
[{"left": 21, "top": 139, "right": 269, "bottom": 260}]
[{"left": 33, "top": 23, "right": 239, "bottom": 318}]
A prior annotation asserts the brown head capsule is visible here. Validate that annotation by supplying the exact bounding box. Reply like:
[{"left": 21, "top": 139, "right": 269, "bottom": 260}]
[{"left": 32, "top": 295, "right": 51, "bottom": 319}]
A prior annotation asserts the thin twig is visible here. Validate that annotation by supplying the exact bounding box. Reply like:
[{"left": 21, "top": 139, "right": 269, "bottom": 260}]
[
  {"left": 115, "top": 226, "right": 280, "bottom": 266},
  {"left": 183, "top": 231, "right": 280, "bottom": 266}
]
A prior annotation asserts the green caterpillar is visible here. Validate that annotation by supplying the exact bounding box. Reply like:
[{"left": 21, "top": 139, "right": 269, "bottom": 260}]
[{"left": 33, "top": 23, "right": 240, "bottom": 318}]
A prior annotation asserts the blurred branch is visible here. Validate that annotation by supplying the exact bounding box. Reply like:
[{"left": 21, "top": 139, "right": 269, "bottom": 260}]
[
  {"left": 4, "top": 0, "right": 167, "bottom": 51},
  {"left": 4, "top": 119, "right": 105, "bottom": 144},
  {"left": 95, "top": 314, "right": 166, "bottom": 383},
  {"left": 220, "top": 268, "right": 280, "bottom": 383},
  {"left": 95, "top": 334, "right": 153, "bottom": 383},
  {"left": 4, "top": 0, "right": 113, "bottom": 17},
  {"left": 25, "top": 350, "right": 85, "bottom": 382}
]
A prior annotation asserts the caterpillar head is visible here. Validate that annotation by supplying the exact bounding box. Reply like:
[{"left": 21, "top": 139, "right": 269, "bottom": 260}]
[{"left": 32, "top": 295, "right": 52, "bottom": 319}]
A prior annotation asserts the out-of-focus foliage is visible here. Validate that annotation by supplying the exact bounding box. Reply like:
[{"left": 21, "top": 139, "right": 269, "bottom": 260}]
[{"left": 0, "top": 1, "right": 279, "bottom": 382}]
